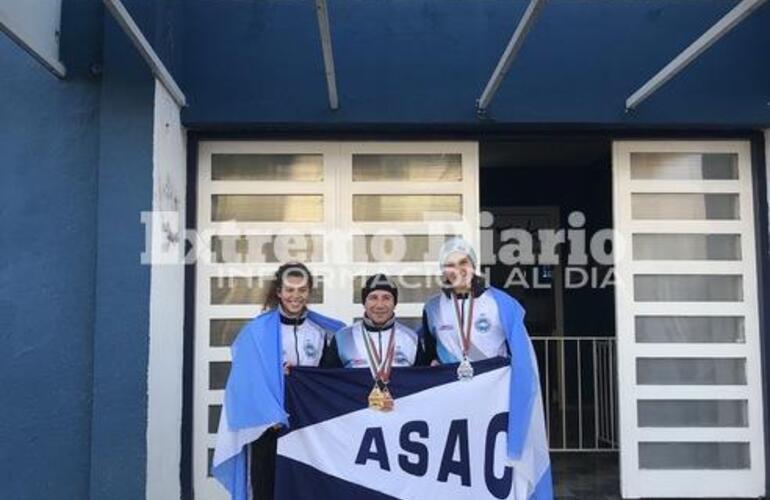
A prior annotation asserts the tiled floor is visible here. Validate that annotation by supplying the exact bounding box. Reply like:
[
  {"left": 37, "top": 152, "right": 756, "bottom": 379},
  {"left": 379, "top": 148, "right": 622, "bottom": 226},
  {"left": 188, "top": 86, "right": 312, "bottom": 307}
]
[{"left": 552, "top": 452, "right": 620, "bottom": 500}]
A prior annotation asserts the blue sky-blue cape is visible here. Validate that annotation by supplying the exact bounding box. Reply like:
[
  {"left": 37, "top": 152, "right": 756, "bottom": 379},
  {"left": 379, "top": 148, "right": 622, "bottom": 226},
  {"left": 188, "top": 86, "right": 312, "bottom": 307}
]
[
  {"left": 423, "top": 286, "right": 551, "bottom": 498},
  {"left": 488, "top": 287, "right": 536, "bottom": 458},
  {"left": 488, "top": 287, "right": 552, "bottom": 499},
  {"left": 212, "top": 308, "right": 344, "bottom": 500}
]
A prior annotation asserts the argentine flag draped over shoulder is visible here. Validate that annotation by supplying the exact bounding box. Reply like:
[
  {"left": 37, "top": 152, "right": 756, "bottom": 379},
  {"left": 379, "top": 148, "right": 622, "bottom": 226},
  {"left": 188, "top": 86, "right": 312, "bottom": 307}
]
[
  {"left": 212, "top": 308, "right": 344, "bottom": 500},
  {"left": 489, "top": 286, "right": 553, "bottom": 500},
  {"left": 431, "top": 236, "right": 550, "bottom": 498}
]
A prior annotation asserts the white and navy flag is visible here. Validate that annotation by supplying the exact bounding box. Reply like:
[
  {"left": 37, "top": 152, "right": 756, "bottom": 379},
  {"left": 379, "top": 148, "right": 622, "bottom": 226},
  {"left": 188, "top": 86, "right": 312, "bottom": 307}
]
[{"left": 275, "top": 358, "right": 553, "bottom": 500}]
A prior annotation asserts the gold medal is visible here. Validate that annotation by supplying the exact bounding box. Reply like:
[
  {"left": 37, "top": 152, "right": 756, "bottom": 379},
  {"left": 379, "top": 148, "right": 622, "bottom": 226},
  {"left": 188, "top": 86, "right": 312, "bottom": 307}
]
[
  {"left": 368, "top": 385, "right": 384, "bottom": 410},
  {"left": 379, "top": 385, "right": 394, "bottom": 411},
  {"left": 368, "top": 383, "right": 394, "bottom": 411},
  {"left": 362, "top": 324, "right": 397, "bottom": 411}
]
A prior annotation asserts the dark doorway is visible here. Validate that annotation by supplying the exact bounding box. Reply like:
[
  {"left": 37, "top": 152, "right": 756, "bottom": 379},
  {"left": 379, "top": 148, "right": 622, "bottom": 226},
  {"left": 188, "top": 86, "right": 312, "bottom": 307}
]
[{"left": 480, "top": 139, "right": 620, "bottom": 499}]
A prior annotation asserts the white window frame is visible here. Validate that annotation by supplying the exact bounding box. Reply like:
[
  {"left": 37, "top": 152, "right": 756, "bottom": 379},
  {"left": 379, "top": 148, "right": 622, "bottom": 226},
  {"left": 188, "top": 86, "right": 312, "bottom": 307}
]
[
  {"left": 193, "top": 141, "right": 479, "bottom": 499},
  {"left": 338, "top": 141, "right": 479, "bottom": 321},
  {"left": 613, "top": 140, "right": 765, "bottom": 498}
]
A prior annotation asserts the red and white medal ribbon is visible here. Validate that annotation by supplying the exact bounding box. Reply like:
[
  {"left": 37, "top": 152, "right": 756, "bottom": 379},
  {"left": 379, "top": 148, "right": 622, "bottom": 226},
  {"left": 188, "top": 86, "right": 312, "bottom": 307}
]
[
  {"left": 452, "top": 293, "right": 475, "bottom": 380},
  {"left": 361, "top": 324, "right": 397, "bottom": 385}
]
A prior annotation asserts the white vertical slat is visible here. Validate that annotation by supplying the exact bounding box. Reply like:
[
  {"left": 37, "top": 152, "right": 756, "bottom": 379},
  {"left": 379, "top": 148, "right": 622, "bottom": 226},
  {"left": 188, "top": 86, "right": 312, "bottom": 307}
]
[
  {"left": 194, "top": 141, "right": 337, "bottom": 500},
  {"left": 613, "top": 140, "right": 765, "bottom": 499}
]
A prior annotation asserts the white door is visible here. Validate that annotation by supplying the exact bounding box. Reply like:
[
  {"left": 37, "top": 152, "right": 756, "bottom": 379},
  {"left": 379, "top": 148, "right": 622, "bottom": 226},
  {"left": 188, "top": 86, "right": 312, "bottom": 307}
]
[
  {"left": 193, "top": 141, "right": 479, "bottom": 499},
  {"left": 613, "top": 140, "right": 765, "bottom": 498}
]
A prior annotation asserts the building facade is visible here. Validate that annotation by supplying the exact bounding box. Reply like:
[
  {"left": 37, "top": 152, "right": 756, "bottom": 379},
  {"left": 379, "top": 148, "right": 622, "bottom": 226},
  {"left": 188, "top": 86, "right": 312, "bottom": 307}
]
[{"left": 1, "top": 1, "right": 769, "bottom": 499}]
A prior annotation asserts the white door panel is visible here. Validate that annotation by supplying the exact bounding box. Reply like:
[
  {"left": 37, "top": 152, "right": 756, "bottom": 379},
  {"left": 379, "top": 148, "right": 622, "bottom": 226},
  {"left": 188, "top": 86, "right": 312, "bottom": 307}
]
[
  {"left": 193, "top": 141, "right": 479, "bottom": 499},
  {"left": 613, "top": 141, "right": 764, "bottom": 498}
]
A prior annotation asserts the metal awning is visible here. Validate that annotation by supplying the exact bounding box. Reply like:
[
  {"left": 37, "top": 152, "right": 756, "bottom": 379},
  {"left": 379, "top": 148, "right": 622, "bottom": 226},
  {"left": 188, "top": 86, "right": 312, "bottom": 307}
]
[
  {"left": 476, "top": 0, "right": 545, "bottom": 116},
  {"left": 315, "top": 0, "right": 339, "bottom": 110},
  {"left": 626, "top": 0, "right": 767, "bottom": 111},
  {"left": 103, "top": 0, "right": 187, "bottom": 107},
  {"left": 473, "top": 0, "right": 767, "bottom": 116},
  {"left": 101, "top": 0, "right": 770, "bottom": 116}
]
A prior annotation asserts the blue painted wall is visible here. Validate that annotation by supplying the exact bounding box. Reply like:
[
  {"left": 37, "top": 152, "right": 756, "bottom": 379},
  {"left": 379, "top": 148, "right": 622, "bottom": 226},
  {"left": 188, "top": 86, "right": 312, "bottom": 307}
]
[
  {"left": 86, "top": 1, "right": 184, "bottom": 498},
  {"left": 181, "top": 0, "right": 770, "bottom": 128},
  {"left": 87, "top": 8, "right": 155, "bottom": 500},
  {"left": 0, "top": 0, "right": 184, "bottom": 497},
  {"left": 0, "top": 1, "right": 102, "bottom": 498}
]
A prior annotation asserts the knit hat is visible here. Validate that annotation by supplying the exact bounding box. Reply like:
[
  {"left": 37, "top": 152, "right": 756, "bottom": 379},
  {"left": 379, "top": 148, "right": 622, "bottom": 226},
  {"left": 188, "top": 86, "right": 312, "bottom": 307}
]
[
  {"left": 438, "top": 237, "right": 478, "bottom": 269},
  {"left": 361, "top": 273, "right": 398, "bottom": 305}
]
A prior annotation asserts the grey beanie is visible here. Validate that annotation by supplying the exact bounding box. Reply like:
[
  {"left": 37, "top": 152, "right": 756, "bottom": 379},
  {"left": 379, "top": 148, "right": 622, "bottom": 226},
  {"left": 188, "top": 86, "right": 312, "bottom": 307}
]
[{"left": 438, "top": 237, "right": 477, "bottom": 269}]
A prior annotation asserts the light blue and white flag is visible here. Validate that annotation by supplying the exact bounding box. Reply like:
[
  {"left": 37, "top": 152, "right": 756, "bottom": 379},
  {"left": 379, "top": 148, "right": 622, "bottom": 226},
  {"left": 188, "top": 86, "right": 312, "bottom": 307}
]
[{"left": 212, "top": 308, "right": 344, "bottom": 500}]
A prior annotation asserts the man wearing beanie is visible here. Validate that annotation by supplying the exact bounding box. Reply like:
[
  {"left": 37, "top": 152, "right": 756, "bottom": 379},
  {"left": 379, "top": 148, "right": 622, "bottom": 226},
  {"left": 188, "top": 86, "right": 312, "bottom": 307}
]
[
  {"left": 421, "top": 236, "right": 503, "bottom": 375},
  {"left": 421, "top": 237, "right": 527, "bottom": 378},
  {"left": 331, "top": 273, "right": 429, "bottom": 369},
  {"left": 421, "top": 237, "right": 553, "bottom": 499}
]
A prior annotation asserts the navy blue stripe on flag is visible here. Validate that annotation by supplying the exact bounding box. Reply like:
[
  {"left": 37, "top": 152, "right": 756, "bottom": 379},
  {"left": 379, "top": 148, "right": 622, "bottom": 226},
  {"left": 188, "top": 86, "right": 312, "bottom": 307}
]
[
  {"left": 283, "top": 357, "right": 507, "bottom": 431},
  {"left": 275, "top": 455, "right": 399, "bottom": 500}
]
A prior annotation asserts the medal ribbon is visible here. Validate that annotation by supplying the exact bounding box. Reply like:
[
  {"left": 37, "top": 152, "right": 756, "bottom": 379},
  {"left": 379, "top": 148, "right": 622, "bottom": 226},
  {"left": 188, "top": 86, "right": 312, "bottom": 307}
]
[
  {"left": 361, "top": 325, "right": 397, "bottom": 383},
  {"left": 452, "top": 293, "right": 475, "bottom": 358}
]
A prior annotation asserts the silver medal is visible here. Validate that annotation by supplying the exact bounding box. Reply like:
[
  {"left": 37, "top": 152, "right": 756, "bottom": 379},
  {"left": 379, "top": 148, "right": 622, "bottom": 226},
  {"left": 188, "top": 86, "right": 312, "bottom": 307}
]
[
  {"left": 457, "top": 357, "right": 474, "bottom": 381},
  {"left": 452, "top": 293, "right": 476, "bottom": 381}
]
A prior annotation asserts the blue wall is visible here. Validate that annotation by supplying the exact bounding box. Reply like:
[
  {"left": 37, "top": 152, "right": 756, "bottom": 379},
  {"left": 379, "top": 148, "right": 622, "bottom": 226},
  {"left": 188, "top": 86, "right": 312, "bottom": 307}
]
[
  {"left": 0, "top": 0, "right": 181, "bottom": 497},
  {"left": 86, "top": 1, "right": 185, "bottom": 498},
  {"left": 181, "top": 0, "right": 770, "bottom": 128},
  {"left": 0, "top": 1, "right": 102, "bottom": 498},
  {"left": 87, "top": 8, "right": 155, "bottom": 500}
]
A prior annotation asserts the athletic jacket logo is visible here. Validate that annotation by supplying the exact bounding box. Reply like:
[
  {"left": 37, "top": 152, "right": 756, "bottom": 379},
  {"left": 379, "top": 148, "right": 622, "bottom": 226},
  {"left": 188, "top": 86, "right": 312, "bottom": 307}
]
[
  {"left": 394, "top": 346, "right": 409, "bottom": 365},
  {"left": 475, "top": 315, "right": 491, "bottom": 334},
  {"left": 304, "top": 341, "right": 318, "bottom": 359}
]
